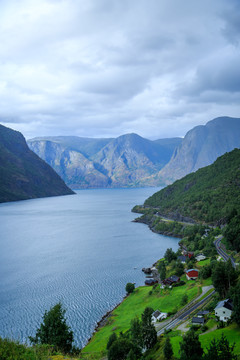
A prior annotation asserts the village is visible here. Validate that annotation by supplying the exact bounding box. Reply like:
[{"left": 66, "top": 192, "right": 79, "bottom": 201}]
[{"left": 142, "top": 242, "right": 234, "bottom": 330}]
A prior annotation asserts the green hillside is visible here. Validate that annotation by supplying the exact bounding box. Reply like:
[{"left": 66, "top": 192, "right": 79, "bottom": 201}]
[{"left": 143, "top": 148, "right": 240, "bottom": 224}]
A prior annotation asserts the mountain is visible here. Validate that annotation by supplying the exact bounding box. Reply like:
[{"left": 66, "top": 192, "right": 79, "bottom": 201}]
[
  {"left": 0, "top": 124, "right": 74, "bottom": 203},
  {"left": 28, "top": 134, "right": 181, "bottom": 189},
  {"left": 141, "top": 148, "right": 240, "bottom": 224},
  {"left": 156, "top": 116, "right": 240, "bottom": 184}
]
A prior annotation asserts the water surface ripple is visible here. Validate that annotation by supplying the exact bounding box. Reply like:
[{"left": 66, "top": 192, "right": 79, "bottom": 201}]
[{"left": 0, "top": 188, "right": 179, "bottom": 347}]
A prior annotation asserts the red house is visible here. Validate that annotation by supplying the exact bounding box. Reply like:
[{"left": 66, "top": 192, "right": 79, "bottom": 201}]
[{"left": 186, "top": 269, "right": 199, "bottom": 280}]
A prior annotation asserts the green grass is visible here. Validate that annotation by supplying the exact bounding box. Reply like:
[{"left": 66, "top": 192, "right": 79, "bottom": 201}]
[
  {"left": 82, "top": 283, "right": 200, "bottom": 357},
  {"left": 170, "top": 323, "right": 240, "bottom": 357},
  {"left": 200, "top": 277, "right": 213, "bottom": 286},
  {"left": 197, "top": 258, "right": 210, "bottom": 267}
]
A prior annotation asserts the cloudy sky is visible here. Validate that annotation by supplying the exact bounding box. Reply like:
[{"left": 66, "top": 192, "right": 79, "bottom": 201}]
[{"left": 0, "top": 0, "right": 240, "bottom": 140}]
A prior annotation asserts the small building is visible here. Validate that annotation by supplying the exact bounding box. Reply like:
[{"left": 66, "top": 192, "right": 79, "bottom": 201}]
[
  {"left": 182, "top": 250, "right": 194, "bottom": 259},
  {"left": 186, "top": 269, "right": 199, "bottom": 280},
  {"left": 178, "top": 255, "right": 187, "bottom": 263},
  {"left": 197, "top": 310, "right": 209, "bottom": 317},
  {"left": 152, "top": 310, "right": 168, "bottom": 323},
  {"left": 215, "top": 299, "right": 233, "bottom": 322},
  {"left": 162, "top": 275, "right": 180, "bottom": 285},
  {"left": 192, "top": 317, "right": 205, "bottom": 325},
  {"left": 196, "top": 254, "right": 206, "bottom": 262},
  {"left": 186, "top": 251, "right": 194, "bottom": 259},
  {"left": 145, "top": 278, "right": 158, "bottom": 286}
]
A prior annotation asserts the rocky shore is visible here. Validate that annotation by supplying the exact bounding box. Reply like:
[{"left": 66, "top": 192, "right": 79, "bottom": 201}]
[
  {"left": 86, "top": 296, "right": 127, "bottom": 345},
  {"left": 133, "top": 215, "right": 183, "bottom": 238}
]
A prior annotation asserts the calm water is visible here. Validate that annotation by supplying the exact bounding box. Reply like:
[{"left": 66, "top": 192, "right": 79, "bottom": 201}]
[{"left": 0, "top": 188, "right": 179, "bottom": 348}]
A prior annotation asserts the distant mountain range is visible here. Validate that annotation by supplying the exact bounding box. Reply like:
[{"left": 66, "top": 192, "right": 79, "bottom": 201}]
[
  {"left": 28, "top": 134, "right": 182, "bottom": 189},
  {"left": 0, "top": 124, "right": 74, "bottom": 203},
  {"left": 156, "top": 116, "right": 240, "bottom": 184},
  {"left": 28, "top": 116, "right": 240, "bottom": 189}
]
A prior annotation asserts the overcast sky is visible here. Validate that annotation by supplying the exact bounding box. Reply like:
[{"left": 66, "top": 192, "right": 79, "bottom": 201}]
[{"left": 0, "top": 0, "right": 240, "bottom": 140}]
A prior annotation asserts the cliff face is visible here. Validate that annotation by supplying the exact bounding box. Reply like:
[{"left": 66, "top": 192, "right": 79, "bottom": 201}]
[
  {"left": 0, "top": 124, "right": 74, "bottom": 203},
  {"left": 28, "top": 134, "right": 181, "bottom": 189},
  {"left": 157, "top": 117, "right": 240, "bottom": 184}
]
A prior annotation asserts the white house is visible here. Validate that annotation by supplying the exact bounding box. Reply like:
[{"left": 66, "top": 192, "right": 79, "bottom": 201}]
[
  {"left": 151, "top": 310, "right": 167, "bottom": 323},
  {"left": 215, "top": 299, "right": 233, "bottom": 322},
  {"left": 196, "top": 254, "right": 206, "bottom": 261}
]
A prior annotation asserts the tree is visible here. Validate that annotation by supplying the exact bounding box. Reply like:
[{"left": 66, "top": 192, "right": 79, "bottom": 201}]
[
  {"left": 29, "top": 303, "right": 73, "bottom": 354},
  {"left": 125, "top": 283, "right": 135, "bottom": 295},
  {"left": 141, "top": 307, "right": 157, "bottom": 350},
  {"left": 203, "top": 333, "right": 237, "bottom": 360},
  {"left": 107, "top": 333, "right": 118, "bottom": 350},
  {"left": 164, "top": 337, "right": 173, "bottom": 359},
  {"left": 175, "top": 261, "right": 185, "bottom": 277},
  {"left": 179, "top": 330, "right": 203, "bottom": 360},
  {"left": 224, "top": 212, "right": 240, "bottom": 251},
  {"left": 199, "top": 264, "right": 212, "bottom": 280},
  {"left": 232, "top": 282, "right": 240, "bottom": 326},
  {"left": 158, "top": 261, "right": 166, "bottom": 281},
  {"left": 130, "top": 317, "right": 143, "bottom": 349},
  {"left": 126, "top": 349, "right": 137, "bottom": 360},
  {"left": 164, "top": 248, "right": 177, "bottom": 263},
  {"left": 108, "top": 338, "right": 132, "bottom": 360},
  {"left": 212, "top": 260, "right": 237, "bottom": 298}
]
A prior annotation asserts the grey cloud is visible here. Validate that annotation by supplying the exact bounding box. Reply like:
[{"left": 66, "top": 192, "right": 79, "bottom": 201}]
[{"left": 0, "top": 0, "right": 240, "bottom": 140}]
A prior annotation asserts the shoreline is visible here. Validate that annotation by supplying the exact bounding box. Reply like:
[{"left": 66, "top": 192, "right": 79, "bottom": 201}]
[
  {"left": 83, "top": 258, "right": 161, "bottom": 349},
  {"left": 85, "top": 297, "right": 127, "bottom": 346},
  {"left": 83, "top": 212, "right": 184, "bottom": 350}
]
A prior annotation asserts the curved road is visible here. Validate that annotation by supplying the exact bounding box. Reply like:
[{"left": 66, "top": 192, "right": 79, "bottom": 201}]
[{"left": 214, "top": 236, "right": 236, "bottom": 268}]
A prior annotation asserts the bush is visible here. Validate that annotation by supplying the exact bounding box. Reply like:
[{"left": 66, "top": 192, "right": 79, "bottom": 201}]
[
  {"left": 201, "top": 324, "right": 208, "bottom": 332},
  {"left": 181, "top": 294, "right": 188, "bottom": 306}
]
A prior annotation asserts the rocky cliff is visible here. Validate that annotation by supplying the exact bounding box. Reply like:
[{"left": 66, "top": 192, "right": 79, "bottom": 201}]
[
  {"left": 28, "top": 134, "right": 181, "bottom": 189},
  {"left": 156, "top": 117, "right": 240, "bottom": 184}
]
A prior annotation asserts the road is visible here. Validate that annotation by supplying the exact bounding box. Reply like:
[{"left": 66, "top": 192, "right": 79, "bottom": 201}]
[
  {"left": 157, "top": 289, "right": 215, "bottom": 335},
  {"left": 214, "top": 236, "right": 236, "bottom": 268}
]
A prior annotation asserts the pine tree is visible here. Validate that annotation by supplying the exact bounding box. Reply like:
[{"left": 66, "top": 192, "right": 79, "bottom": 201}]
[
  {"left": 179, "top": 330, "right": 203, "bottom": 360},
  {"left": 29, "top": 302, "right": 73, "bottom": 354},
  {"left": 203, "top": 333, "right": 237, "bottom": 359},
  {"left": 141, "top": 307, "right": 157, "bottom": 350}
]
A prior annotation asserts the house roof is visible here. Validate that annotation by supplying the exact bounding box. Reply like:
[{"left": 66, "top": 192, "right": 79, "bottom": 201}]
[
  {"left": 145, "top": 279, "right": 156, "bottom": 285},
  {"left": 186, "top": 269, "right": 199, "bottom": 274},
  {"left": 162, "top": 275, "right": 180, "bottom": 285},
  {"left": 192, "top": 317, "right": 205, "bottom": 324},
  {"left": 152, "top": 310, "right": 161, "bottom": 318},
  {"left": 170, "top": 275, "right": 180, "bottom": 282},
  {"left": 178, "top": 255, "right": 187, "bottom": 262},
  {"left": 197, "top": 310, "right": 209, "bottom": 316},
  {"left": 215, "top": 299, "right": 233, "bottom": 311}
]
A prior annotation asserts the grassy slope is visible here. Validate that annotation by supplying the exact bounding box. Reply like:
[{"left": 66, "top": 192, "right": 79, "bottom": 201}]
[{"left": 82, "top": 282, "right": 200, "bottom": 356}]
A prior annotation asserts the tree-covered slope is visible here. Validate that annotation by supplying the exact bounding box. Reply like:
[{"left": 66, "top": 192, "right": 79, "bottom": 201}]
[
  {"left": 0, "top": 124, "right": 74, "bottom": 203},
  {"left": 143, "top": 148, "right": 240, "bottom": 224}
]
